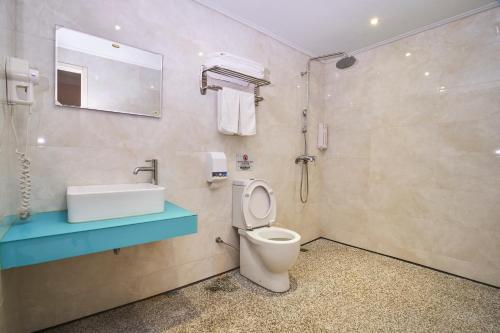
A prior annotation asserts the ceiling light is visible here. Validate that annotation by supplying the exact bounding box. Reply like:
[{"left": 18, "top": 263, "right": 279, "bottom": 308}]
[
  {"left": 370, "top": 17, "right": 379, "bottom": 26},
  {"left": 198, "top": 51, "right": 204, "bottom": 57},
  {"left": 424, "top": 72, "right": 430, "bottom": 76},
  {"left": 114, "top": 25, "right": 121, "bottom": 31},
  {"left": 495, "top": 149, "right": 500, "bottom": 156},
  {"left": 37, "top": 137, "right": 46, "bottom": 144},
  {"left": 405, "top": 52, "right": 411, "bottom": 57}
]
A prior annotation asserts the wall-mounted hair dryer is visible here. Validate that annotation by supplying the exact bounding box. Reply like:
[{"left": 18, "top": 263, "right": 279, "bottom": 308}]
[
  {"left": 6, "top": 56, "right": 39, "bottom": 105},
  {"left": 5, "top": 56, "right": 39, "bottom": 220}
]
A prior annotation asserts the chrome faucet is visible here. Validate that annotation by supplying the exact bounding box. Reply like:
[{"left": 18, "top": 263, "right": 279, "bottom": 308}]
[{"left": 133, "top": 159, "right": 158, "bottom": 185}]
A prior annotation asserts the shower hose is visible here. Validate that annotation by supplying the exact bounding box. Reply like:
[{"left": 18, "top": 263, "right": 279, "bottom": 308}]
[
  {"left": 300, "top": 131, "right": 309, "bottom": 203},
  {"left": 300, "top": 161, "right": 309, "bottom": 203}
]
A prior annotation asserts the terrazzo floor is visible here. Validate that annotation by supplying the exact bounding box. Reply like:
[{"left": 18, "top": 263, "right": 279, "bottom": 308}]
[{"left": 44, "top": 239, "right": 500, "bottom": 333}]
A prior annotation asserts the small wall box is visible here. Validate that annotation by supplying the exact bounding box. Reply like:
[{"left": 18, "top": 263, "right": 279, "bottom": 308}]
[{"left": 206, "top": 152, "right": 228, "bottom": 183}]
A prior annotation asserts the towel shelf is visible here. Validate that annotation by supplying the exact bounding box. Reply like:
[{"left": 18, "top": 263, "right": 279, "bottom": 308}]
[{"left": 200, "top": 66, "right": 271, "bottom": 106}]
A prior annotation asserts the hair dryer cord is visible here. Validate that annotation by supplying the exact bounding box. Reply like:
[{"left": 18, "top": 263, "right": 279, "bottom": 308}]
[{"left": 11, "top": 105, "right": 32, "bottom": 219}]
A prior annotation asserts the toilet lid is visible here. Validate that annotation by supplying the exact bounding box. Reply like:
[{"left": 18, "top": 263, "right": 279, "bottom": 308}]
[{"left": 242, "top": 179, "right": 276, "bottom": 229}]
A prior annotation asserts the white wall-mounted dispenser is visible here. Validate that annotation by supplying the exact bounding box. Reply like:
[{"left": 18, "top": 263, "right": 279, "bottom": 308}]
[
  {"left": 318, "top": 123, "right": 328, "bottom": 151},
  {"left": 6, "top": 56, "right": 39, "bottom": 105},
  {"left": 206, "top": 152, "right": 228, "bottom": 183}
]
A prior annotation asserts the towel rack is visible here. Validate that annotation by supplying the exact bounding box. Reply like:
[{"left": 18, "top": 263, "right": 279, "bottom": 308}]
[{"left": 200, "top": 66, "right": 271, "bottom": 106}]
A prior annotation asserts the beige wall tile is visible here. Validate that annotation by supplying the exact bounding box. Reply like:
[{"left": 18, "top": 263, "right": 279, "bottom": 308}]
[
  {"left": 321, "top": 7, "right": 500, "bottom": 287},
  {"left": 0, "top": 1, "right": 17, "bottom": 332}
]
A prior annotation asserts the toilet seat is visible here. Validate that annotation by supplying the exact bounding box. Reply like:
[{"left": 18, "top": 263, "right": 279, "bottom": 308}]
[
  {"left": 241, "top": 179, "right": 276, "bottom": 229},
  {"left": 241, "top": 226, "right": 301, "bottom": 245}
]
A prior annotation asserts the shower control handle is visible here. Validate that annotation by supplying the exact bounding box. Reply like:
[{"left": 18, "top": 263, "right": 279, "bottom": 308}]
[{"left": 295, "top": 155, "right": 316, "bottom": 164}]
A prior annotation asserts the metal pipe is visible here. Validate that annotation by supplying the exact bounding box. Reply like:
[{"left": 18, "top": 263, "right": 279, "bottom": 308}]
[
  {"left": 309, "top": 51, "right": 346, "bottom": 62},
  {"left": 215, "top": 237, "right": 239, "bottom": 250},
  {"left": 303, "top": 52, "right": 346, "bottom": 133}
]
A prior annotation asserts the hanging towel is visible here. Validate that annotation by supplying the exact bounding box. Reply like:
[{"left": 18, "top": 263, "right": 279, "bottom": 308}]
[
  {"left": 208, "top": 72, "right": 249, "bottom": 87},
  {"left": 217, "top": 87, "right": 239, "bottom": 135},
  {"left": 238, "top": 90, "right": 256, "bottom": 136}
]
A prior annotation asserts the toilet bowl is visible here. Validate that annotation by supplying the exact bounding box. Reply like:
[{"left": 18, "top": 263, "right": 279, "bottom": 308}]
[{"left": 232, "top": 179, "right": 301, "bottom": 292}]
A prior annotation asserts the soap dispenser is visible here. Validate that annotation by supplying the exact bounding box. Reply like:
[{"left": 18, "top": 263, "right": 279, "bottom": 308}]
[{"left": 206, "top": 152, "right": 228, "bottom": 183}]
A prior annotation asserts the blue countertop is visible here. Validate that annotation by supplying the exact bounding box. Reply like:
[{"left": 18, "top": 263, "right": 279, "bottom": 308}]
[{"left": 0, "top": 202, "right": 197, "bottom": 269}]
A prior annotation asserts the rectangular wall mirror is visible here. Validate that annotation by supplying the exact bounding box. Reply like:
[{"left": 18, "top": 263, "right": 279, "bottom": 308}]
[{"left": 55, "top": 26, "right": 163, "bottom": 118}]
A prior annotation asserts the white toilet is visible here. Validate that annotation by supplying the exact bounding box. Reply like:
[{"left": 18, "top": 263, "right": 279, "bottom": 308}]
[{"left": 232, "top": 179, "right": 301, "bottom": 292}]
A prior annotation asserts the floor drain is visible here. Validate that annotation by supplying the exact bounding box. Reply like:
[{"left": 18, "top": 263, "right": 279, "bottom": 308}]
[{"left": 205, "top": 276, "right": 239, "bottom": 293}]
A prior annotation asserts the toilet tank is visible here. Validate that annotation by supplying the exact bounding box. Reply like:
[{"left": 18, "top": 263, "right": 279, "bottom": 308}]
[{"left": 232, "top": 179, "right": 248, "bottom": 229}]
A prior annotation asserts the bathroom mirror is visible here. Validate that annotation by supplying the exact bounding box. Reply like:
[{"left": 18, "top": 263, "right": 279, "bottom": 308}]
[{"left": 55, "top": 26, "right": 163, "bottom": 118}]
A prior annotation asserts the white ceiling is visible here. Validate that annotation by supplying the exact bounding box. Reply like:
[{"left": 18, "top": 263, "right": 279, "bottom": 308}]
[{"left": 195, "top": 0, "right": 498, "bottom": 56}]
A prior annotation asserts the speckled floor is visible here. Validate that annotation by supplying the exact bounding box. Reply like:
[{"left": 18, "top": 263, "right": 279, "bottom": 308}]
[{"left": 44, "top": 239, "right": 500, "bottom": 333}]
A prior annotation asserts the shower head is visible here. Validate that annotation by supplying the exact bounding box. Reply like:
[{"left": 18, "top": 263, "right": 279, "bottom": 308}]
[{"left": 336, "top": 55, "right": 356, "bottom": 69}]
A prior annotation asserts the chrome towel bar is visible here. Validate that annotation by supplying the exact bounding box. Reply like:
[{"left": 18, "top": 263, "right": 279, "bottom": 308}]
[{"left": 199, "top": 66, "right": 271, "bottom": 106}]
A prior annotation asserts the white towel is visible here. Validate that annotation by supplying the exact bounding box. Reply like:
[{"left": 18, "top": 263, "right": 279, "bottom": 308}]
[
  {"left": 208, "top": 72, "right": 249, "bottom": 87},
  {"left": 205, "top": 52, "right": 265, "bottom": 79},
  {"left": 238, "top": 90, "right": 256, "bottom": 136},
  {"left": 217, "top": 87, "right": 239, "bottom": 135}
]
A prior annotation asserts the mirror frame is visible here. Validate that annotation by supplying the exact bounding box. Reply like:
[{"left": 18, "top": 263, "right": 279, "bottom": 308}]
[{"left": 54, "top": 25, "right": 164, "bottom": 118}]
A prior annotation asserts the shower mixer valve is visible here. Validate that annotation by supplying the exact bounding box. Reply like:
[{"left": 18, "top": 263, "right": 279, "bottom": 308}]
[{"left": 295, "top": 155, "right": 316, "bottom": 164}]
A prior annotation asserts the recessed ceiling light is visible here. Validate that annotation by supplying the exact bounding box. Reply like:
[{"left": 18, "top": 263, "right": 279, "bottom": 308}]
[
  {"left": 424, "top": 72, "right": 430, "bottom": 76},
  {"left": 114, "top": 25, "right": 121, "bottom": 31},
  {"left": 370, "top": 17, "right": 379, "bottom": 26},
  {"left": 495, "top": 149, "right": 500, "bottom": 155},
  {"left": 405, "top": 52, "right": 411, "bottom": 57},
  {"left": 198, "top": 51, "right": 204, "bottom": 57},
  {"left": 37, "top": 137, "right": 46, "bottom": 144}
]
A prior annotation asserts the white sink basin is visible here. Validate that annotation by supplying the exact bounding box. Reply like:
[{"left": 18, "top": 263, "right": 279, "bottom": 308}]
[{"left": 67, "top": 183, "right": 165, "bottom": 223}]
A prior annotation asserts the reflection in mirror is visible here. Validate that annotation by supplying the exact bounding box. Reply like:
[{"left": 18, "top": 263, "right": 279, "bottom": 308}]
[{"left": 55, "top": 27, "right": 163, "bottom": 117}]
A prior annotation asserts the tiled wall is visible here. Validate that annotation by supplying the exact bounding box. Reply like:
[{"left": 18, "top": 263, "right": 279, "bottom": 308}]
[
  {"left": 0, "top": 0, "right": 15, "bottom": 231},
  {"left": 2, "top": 0, "right": 323, "bottom": 331},
  {"left": 320, "top": 7, "right": 500, "bottom": 287},
  {"left": 0, "top": 0, "right": 16, "bottom": 331}
]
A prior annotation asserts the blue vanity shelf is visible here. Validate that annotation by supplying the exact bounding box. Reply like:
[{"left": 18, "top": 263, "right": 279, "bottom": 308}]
[{"left": 0, "top": 202, "right": 197, "bottom": 269}]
